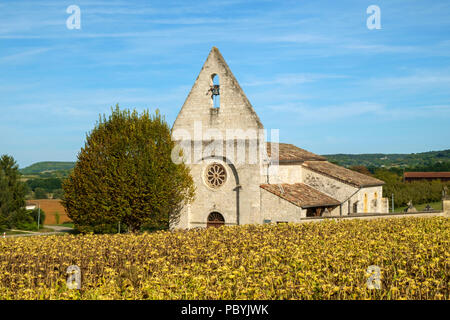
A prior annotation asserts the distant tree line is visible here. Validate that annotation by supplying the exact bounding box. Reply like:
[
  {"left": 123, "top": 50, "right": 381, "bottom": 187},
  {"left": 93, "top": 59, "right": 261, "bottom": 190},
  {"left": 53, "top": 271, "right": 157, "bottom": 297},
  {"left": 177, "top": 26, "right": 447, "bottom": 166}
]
[
  {"left": 25, "top": 178, "right": 64, "bottom": 199},
  {"left": 326, "top": 149, "right": 450, "bottom": 169},
  {"left": 26, "top": 178, "right": 61, "bottom": 191},
  {"left": 375, "top": 161, "right": 450, "bottom": 174}
]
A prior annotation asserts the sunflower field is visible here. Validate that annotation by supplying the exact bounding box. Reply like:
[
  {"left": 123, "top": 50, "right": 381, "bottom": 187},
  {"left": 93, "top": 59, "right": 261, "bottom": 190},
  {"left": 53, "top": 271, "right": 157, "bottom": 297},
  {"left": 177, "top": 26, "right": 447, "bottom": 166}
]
[{"left": 0, "top": 217, "right": 448, "bottom": 300}]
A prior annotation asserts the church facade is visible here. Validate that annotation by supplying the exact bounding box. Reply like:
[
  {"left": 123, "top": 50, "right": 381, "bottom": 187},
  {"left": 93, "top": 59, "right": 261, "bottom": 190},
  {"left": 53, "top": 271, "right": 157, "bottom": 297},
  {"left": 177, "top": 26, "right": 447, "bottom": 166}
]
[{"left": 171, "top": 47, "right": 388, "bottom": 229}]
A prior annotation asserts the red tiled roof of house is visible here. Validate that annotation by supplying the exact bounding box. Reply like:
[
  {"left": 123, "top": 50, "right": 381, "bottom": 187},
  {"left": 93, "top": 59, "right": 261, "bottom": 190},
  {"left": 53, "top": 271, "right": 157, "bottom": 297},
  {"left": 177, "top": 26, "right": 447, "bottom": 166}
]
[
  {"left": 266, "top": 142, "right": 326, "bottom": 163},
  {"left": 260, "top": 183, "right": 341, "bottom": 208},
  {"left": 302, "top": 161, "right": 385, "bottom": 187},
  {"left": 404, "top": 172, "right": 450, "bottom": 178}
]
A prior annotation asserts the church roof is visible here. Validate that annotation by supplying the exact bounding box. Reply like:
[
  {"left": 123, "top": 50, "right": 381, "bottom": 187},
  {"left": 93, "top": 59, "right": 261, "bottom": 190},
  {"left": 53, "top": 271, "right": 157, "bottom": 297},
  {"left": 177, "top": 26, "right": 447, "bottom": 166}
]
[
  {"left": 260, "top": 183, "right": 341, "bottom": 208},
  {"left": 302, "top": 161, "right": 385, "bottom": 187},
  {"left": 266, "top": 142, "right": 326, "bottom": 163}
]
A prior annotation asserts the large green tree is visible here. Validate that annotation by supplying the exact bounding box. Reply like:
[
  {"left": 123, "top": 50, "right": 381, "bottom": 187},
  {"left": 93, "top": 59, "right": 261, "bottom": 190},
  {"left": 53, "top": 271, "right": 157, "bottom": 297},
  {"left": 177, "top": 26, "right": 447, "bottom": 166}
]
[
  {"left": 62, "top": 106, "right": 195, "bottom": 233},
  {"left": 0, "top": 155, "right": 27, "bottom": 230}
]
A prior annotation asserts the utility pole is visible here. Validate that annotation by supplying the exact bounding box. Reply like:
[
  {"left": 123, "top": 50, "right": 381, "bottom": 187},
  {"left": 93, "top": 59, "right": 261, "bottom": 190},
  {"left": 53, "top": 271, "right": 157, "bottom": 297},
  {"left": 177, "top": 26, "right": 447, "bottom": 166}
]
[{"left": 37, "top": 202, "right": 41, "bottom": 230}]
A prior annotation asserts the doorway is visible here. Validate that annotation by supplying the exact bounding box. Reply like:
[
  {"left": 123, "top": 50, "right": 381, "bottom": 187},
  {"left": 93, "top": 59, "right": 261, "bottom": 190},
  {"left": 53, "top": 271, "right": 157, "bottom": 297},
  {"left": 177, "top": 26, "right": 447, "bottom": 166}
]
[{"left": 207, "top": 212, "right": 225, "bottom": 228}]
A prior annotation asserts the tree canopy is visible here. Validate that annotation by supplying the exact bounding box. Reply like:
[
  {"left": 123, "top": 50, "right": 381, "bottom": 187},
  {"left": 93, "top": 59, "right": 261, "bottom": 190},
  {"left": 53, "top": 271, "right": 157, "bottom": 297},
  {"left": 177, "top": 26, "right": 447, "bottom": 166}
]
[
  {"left": 0, "top": 155, "right": 27, "bottom": 230},
  {"left": 62, "top": 106, "right": 195, "bottom": 233}
]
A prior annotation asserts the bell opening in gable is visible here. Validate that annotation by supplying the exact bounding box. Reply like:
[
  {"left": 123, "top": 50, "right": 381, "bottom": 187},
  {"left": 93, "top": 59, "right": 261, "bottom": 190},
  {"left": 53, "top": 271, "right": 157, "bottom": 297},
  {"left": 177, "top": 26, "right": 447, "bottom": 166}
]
[{"left": 211, "top": 74, "right": 220, "bottom": 109}]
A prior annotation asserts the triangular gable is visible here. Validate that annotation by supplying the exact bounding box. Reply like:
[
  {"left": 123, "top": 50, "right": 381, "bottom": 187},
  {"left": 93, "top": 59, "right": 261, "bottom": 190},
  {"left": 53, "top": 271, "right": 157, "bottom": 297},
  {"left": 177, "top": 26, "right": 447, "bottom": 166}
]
[{"left": 173, "top": 47, "right": 263, "bottom": 135}]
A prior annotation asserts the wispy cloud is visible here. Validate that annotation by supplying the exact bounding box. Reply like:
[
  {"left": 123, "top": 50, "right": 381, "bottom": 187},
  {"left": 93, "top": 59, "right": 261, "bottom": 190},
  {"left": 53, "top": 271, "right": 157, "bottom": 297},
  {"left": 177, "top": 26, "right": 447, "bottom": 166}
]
[
  {"left": 341, "top": 44, "right": 420, "bottom": 54},
  {"left": 1, "top": 85, "right": 190, "bottom": 125},
  {"left": 264, "top": 102, "right": 450, "bottom": 123},
  {"left": 366, "top": 71, "right": 450, "bottom": 90},
  {"left": 243, "top": 73, "right": 349, "bottom": 87},
  {"left": 265, "top": 102, "right": 384, "bottom": 122},
  {"left": 0, "top": 48, "right": 52, "bottom": 64}
]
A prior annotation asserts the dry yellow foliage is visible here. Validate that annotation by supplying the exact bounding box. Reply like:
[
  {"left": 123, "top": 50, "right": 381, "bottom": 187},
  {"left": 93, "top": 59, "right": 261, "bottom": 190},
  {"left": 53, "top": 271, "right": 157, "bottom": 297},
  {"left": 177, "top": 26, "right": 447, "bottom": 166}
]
[{"left": 0, "top": 217, "right": 448, "bottom": 299}]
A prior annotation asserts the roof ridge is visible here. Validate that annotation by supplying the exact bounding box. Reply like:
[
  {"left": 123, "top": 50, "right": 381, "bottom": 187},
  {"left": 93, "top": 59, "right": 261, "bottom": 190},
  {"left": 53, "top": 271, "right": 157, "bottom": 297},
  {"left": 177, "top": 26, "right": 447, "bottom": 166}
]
[
  {"left": 266, "top": 142, "right": 326, "bottom": 162},
  {"left": 302, "top": 161, "right": 385, "bottom": 187}
]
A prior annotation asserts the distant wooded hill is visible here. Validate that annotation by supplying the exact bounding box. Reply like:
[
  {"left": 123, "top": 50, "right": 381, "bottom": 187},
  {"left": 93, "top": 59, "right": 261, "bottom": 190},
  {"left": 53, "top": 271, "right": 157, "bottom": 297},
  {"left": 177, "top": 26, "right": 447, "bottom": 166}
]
[
  {"left": 19, "top": 148, "right": 450, "bottom": 175},
  {"left": 20, "top": 161, "right": 76, "bottom": 176},
  {"left": 324, "top": 149, "right": 450, "bottom": 170}
]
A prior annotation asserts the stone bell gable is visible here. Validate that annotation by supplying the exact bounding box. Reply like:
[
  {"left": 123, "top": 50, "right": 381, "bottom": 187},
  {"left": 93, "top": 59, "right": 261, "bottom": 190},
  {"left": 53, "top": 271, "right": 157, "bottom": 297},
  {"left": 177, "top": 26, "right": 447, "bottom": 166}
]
[{"left": 172, "top": 46, "right": 263, "bottom": 136}]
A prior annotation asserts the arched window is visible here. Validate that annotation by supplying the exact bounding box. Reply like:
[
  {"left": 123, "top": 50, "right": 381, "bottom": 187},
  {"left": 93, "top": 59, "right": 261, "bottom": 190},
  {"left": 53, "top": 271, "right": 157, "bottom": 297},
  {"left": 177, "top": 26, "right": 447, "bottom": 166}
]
[
  {"left": 373, "top": 192, "right": 378, "bottom": 209},
  {"left": 211, "top": 74, "right": 220, "bottom": 108},
  {"left": 363, "top": 193, "right": 368, "bottom": 213},
  {"left": 207, "top": 212, "right": 225, "bottom": 228}
]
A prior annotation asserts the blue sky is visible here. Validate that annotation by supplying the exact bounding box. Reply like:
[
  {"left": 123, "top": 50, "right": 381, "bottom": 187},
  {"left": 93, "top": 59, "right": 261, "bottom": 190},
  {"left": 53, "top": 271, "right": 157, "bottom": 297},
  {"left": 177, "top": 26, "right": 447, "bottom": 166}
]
[{"left": 1, "top": 0, "right": 449, "bottom": 168}]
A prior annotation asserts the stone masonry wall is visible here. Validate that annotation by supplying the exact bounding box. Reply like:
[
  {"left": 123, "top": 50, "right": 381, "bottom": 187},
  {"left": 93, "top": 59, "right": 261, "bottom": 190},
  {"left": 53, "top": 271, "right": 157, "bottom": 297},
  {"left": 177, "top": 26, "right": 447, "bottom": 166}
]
[
  {"left": 302, "top": 167, "right": 357, "bottom": 203},
  {"left": 275, "top": 164, "right": 303, "bottom": 184},
  {"left": 260, "top": 187, "right": 305, "bottom": 223}
]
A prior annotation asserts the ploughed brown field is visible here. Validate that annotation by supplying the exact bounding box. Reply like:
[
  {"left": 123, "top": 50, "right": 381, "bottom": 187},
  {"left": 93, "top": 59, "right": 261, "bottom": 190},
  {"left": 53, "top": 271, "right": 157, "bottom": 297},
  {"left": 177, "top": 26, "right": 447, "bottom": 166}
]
[{"left": 26, "top": 199, "right": 71, "bottom": 225}]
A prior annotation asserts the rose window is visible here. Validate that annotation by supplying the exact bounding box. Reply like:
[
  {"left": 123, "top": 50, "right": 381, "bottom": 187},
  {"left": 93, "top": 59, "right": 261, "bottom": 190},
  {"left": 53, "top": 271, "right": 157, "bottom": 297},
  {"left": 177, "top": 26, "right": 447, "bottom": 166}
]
[{"left": 205, "top": 163, "right": 227, "bottom": 188}]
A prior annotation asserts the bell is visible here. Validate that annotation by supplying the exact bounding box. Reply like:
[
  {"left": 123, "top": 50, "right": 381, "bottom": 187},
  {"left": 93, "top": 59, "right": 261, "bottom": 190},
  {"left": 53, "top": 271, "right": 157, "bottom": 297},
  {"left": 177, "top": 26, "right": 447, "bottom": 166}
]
[{"left": 211, "top": 85, "right": 220, "bottom": 96}]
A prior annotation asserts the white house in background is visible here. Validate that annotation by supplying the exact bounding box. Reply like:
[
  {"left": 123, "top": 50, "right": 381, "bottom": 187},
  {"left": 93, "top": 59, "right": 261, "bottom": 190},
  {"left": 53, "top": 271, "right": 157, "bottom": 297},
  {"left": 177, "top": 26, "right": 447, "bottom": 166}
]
[{"left": 25, "top": 204, "right": 37, "bottom": 210}]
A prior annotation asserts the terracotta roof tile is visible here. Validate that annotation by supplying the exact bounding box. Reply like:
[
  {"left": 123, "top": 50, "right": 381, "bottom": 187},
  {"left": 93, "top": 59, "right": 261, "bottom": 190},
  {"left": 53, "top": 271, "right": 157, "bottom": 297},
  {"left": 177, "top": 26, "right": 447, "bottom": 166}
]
[
  {"left": 266, "top": 142, "right": 325, "bottom": 162},
  {"left": 302, "top": 161, "right": 385, "bottom": 187},
  {"left": 260, "top": 183, "right": 341, "bottom": 208}
]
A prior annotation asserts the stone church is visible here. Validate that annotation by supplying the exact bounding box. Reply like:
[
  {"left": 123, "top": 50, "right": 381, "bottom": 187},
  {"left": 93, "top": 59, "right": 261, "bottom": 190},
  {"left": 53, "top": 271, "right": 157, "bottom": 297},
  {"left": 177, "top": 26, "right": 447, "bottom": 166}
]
[{"left": 171, "top": 47, "right": 388, "bottom": 229}]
